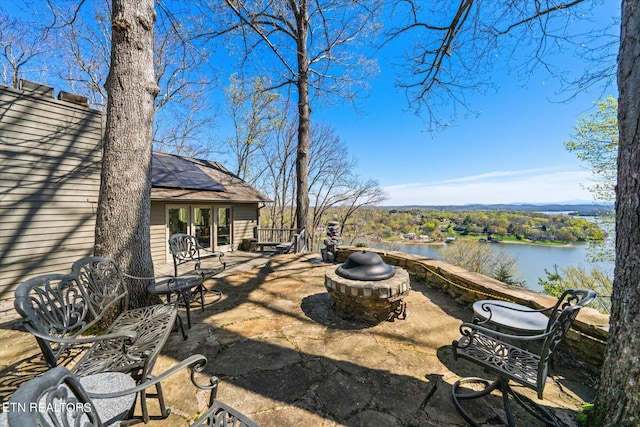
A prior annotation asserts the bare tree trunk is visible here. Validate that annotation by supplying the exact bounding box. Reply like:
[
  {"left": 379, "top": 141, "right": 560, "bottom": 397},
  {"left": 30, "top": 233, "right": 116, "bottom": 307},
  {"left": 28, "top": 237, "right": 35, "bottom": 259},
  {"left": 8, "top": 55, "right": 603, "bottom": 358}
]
[
  {"left": 595, "top": 1, "right": 640, "bottom": 424},
  {"left": 95, "top": 0, "right": 158, "bottom": 308},
  {"left": 295, "top": 3, "right": 310, "bottom": 234}
]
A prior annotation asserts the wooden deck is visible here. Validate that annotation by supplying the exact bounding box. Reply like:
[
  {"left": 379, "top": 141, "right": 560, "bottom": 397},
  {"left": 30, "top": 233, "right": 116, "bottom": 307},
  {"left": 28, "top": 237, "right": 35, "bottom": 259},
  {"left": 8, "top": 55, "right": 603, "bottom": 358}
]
[{"left": 154, "top": 250, "right": 272, "bottom": 278}]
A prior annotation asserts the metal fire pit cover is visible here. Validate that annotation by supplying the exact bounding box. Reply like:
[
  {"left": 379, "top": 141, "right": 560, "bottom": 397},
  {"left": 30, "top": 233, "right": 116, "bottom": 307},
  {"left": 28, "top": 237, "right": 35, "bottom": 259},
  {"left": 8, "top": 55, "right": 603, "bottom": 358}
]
[{"left": 335, "top": 250, "right": 395, "bottom": 281}]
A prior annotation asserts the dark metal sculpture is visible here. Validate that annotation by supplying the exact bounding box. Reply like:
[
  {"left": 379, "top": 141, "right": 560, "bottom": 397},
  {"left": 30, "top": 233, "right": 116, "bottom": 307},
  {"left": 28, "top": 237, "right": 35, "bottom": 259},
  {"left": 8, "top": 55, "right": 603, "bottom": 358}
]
[
  {"left": 451, "top": 289, "right": 596, "bottom": 427},
  {"left": 321, "top": 221, "right": 341, "bottom": 262}
]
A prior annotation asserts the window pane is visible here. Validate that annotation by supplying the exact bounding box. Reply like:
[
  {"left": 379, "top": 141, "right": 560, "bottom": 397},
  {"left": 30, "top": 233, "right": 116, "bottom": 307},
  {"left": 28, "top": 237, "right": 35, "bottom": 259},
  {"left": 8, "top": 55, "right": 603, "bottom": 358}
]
[
  {"left": 194, "top": 208, "right": 211, "bottom": 249},
  {"left": 168, "top": 208, "right": 188, "bottom": 236},
  {"left": 217, "top": 208, "right": 231, "bottom": 246}
]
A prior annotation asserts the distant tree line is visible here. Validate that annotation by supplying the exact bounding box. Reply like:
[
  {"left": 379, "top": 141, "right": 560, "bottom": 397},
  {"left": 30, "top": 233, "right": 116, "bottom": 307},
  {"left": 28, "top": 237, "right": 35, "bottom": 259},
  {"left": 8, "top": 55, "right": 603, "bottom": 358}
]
[{"left": 331, "top": 208, "right": 606, "bottom": 245}]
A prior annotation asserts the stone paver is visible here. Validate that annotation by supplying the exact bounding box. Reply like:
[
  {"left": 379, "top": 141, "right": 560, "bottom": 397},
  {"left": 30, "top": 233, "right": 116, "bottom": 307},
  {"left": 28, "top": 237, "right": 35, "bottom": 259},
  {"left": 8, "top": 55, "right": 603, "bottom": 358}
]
[{"left": 0, "top": 252, "right": 597, "bottom": 426}]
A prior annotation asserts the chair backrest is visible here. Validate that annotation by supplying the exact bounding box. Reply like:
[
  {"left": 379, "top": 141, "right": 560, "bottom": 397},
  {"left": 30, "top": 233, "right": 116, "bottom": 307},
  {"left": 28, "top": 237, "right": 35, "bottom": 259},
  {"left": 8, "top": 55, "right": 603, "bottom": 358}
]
[
  {"left": 168, "top": 233, "right": 202, "bottom": 275},
  {"left": 14, "top": 273, "right": 93, "bottom": 367},
  {"left": 6, "top": 361, "right": 261, "bottom": 427},
  {"left": 71, "top": 257, "right": 129, "bottom": 315},
  {"left": 536, "top": 289, "right": 596, "bottom": 394},
  {"left": 546, "top": 289, "right": 596, "bottom": 331},
  {"left": 7, "top": 366, "right": 101, "bottom": 427}
]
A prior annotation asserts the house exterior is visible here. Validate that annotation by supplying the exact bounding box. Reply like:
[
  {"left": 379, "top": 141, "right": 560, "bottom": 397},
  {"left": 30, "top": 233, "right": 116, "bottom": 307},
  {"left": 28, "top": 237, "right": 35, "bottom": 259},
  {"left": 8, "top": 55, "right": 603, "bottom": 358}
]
[
  {"left": 0, "top": 82, "right": 270, "bottom": 299},
  {"left": 150, "top": 152, "right": 271, "bottom": 263}
]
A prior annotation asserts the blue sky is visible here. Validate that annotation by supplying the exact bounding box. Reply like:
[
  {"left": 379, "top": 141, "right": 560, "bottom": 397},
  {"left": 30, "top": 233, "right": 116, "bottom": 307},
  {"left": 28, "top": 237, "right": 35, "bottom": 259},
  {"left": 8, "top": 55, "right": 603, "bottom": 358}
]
[
  {"left": 315, "top": 74, "right": 607, "bottom": 206},
  {"left": 311, "top": 2, "right": 620, "bottom": 206},
  {"left": 2, "top": 0, "right": 619, "bottom": 207}
]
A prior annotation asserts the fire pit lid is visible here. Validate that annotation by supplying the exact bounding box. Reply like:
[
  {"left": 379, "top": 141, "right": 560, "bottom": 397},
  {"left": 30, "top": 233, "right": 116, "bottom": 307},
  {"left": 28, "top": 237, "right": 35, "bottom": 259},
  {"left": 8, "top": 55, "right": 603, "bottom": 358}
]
[{"left": 335, "top": 250, "right": 395, "bottom": 281}]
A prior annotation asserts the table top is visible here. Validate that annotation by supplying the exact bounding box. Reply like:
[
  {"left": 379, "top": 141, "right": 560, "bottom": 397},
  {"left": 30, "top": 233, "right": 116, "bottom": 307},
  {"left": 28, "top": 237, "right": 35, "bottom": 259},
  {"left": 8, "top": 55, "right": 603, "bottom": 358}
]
[
  {"left": 147, "top": 275, "right": 203, "bottom": 295},
  {"left": 472, "top": 300, "right": 549, "bottom": 334}
]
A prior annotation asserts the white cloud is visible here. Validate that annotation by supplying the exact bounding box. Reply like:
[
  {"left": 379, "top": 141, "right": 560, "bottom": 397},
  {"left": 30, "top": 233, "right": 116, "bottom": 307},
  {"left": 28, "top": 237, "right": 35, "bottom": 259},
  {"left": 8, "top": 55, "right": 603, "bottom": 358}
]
[{"left": 383, "top": 169, "right": 594, "bottom": 206}]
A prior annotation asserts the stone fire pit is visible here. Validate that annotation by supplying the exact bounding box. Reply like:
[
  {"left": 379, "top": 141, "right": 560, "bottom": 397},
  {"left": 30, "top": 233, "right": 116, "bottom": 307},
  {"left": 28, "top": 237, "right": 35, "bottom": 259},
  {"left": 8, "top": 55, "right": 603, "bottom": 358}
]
[{"left": 324, "top": 251, "right": 410, "bottom": 324}]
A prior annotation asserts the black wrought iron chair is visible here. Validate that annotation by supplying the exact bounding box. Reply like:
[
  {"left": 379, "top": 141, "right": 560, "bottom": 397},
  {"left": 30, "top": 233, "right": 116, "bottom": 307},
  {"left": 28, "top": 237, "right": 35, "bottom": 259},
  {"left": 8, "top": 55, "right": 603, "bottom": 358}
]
[
  {"left": 14, "top": 257, "right": 181, "bottom": 424},
  {"left": 2, "top": 354, "right": 260, "bottom": 427},
  {"left": 451, "top": 289, "right": 596, "bottom": 427},
  {"left": 168, "top": 233, "right": 226, "bottom": 310}
]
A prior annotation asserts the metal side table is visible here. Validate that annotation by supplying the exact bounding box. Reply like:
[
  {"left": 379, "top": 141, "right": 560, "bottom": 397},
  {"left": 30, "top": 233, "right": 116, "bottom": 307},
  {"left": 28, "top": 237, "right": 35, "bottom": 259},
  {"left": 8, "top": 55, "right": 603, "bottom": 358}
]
[
  {"left": 472, "top": 300, "right": 549, "bottom": 334},
  {"left": 148, "top": 275, "right": 204, "bottom": 329}
]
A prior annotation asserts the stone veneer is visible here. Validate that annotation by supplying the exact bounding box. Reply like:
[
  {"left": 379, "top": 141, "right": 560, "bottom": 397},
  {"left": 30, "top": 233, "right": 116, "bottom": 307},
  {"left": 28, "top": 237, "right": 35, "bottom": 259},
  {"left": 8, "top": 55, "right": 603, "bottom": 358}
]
[
  {"left": 325, "top": 266, "right": 410, "bottom": 324},
  {"left": 336, "top": 246, "right": 610, "bottom": 368}
]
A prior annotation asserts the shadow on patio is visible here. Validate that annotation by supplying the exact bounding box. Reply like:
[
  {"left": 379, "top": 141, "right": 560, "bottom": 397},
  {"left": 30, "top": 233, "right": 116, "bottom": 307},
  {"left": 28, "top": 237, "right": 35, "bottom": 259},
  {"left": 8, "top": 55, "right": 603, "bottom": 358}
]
[{"left": 0, "top": 252, "right": 598, "bottom": 426}]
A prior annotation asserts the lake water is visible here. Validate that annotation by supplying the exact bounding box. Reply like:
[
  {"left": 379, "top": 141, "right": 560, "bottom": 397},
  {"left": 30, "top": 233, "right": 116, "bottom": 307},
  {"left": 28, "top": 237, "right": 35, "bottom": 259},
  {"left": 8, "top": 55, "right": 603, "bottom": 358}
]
[{"left": 368, "top": 241, "right": 614, "bottom": 293}]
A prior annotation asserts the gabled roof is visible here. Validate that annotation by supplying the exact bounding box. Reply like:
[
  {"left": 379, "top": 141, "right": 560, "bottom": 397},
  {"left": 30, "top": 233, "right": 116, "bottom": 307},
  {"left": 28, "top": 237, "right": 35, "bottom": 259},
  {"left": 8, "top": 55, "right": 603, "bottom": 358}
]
[
  {"left": 152, "top": 153, "right": 225, "bottom": 191},
  {"left": 151, "top": 152, "right": 271, "bottom": 203}
]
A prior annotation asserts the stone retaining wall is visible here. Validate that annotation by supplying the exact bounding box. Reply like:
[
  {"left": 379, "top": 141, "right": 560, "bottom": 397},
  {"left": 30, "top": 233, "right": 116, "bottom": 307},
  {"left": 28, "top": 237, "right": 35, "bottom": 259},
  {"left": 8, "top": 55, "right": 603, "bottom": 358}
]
[{"left": 336, "top": 246, "right": 609, "bottom": 368}]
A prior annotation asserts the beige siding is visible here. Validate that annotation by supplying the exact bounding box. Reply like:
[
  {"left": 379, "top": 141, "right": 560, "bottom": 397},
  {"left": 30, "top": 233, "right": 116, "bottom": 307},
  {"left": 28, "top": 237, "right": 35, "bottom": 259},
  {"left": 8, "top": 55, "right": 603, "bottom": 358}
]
[
  {"left": 149, "top": 202, "right": 261, "bottom": 265},
  {"left": 1, "top": 86, "right": 265, "bottom": 298},
  {"left": 150, "top": 201, "right": 169, "bottom": 267},
  {"left": 0, "top": 87, "right": 102, "bottom": 298},
  {"left": 233, "top": 203, "right": 259, "bottom": 245}
]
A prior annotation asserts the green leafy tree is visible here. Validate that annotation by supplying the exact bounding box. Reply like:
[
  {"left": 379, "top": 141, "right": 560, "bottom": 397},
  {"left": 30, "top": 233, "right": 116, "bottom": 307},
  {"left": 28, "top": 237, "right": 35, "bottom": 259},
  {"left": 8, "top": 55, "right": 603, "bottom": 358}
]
[
  {"left": 565, "top": 96, "right": 618, "bottom": 202},
  {"left": 539, "top": 265, "right": 612, "bottom": 313},
  {"left": 565, "top": 96, "right": 616, "bottom": 263},
  {"left": 493, "top": 262, "right": 526, "bottom": 288}
]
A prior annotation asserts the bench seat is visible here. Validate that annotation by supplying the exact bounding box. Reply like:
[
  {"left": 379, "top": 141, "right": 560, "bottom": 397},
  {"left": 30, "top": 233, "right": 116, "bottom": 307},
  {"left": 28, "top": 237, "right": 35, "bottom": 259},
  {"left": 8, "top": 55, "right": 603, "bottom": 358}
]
[
  {"left": 454, "top": 329, "right": 540, "bottom": 390},
  {"left": 73, "top": 303, "right": 178, "bottom": 376}
]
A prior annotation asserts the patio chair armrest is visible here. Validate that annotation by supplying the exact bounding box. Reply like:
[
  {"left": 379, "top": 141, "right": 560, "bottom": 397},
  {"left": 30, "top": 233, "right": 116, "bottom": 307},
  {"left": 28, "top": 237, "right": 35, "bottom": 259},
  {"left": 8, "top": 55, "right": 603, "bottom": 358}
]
[
  {"left": 87, "top": 354, "right": 212, "bottom": 399},
  {"left": 24, "top": 323, "right": 137, "bottom": 345},
  {"left": 478, "top": 300, "right": 551, "bottom": 315},
  {"left": 190, "top": 400, "right": 261, "bottom": 427},
  {"left": 457, "top": 322, "right": 550, "bottom": 343},
  {"left": 199, "top": 249, "right": 225, "bottom": 262}
]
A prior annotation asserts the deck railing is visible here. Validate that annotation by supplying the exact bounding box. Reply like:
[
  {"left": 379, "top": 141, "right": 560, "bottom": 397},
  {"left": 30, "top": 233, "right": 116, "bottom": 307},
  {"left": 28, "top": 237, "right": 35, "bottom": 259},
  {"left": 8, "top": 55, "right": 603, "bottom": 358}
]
[
  {"left": 292, "top": 228, "right": 308, "bottom": 253},
  {"left": 255, "top": 228, "right": 307, "bottom": 253}
]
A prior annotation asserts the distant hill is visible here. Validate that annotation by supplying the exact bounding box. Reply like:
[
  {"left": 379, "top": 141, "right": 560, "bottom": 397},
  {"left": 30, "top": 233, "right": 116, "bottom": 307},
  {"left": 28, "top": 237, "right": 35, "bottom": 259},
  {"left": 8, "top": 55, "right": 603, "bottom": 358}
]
[{"left": 382, "top": 203, "right": 613, "bottom": 216}]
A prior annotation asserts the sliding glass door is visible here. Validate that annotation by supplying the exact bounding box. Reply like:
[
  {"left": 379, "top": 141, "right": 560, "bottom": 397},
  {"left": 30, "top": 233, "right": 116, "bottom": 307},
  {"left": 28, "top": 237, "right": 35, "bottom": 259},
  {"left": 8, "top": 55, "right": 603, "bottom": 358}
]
[
  {"left": 194, "top": 207, "right": 212, "bottom": 250},
  {"left": 166, "top": 205, "right": 216, "bottom": 259},
  {"left": 168, "top": 207, "right": 188, "bottom": 237},
  {"left": 215, "top": 207, "right": 232, "bottom": 252}
]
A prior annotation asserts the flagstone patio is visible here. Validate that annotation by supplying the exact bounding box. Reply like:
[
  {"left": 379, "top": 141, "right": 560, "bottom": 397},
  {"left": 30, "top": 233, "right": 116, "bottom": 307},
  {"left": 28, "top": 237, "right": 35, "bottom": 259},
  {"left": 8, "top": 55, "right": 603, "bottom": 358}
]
[{"left": 0, "top": 252, "right": 598, "bottom": 426}]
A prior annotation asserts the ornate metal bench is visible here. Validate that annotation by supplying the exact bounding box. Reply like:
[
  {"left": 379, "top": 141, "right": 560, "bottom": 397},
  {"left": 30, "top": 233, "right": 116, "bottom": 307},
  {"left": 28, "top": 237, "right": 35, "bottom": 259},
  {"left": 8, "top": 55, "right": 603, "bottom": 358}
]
[
  {"left": 168, "top": 233, "right": 226, "bottom": 309},
  {"left": 13, "top": 257, "right": 181, "bottom": 424},
  {"left": 451, "top": 289, "right": 596, "bottom": 427},
  {"left": 2, "top": 354, "right": 260, "bottom": 427}
]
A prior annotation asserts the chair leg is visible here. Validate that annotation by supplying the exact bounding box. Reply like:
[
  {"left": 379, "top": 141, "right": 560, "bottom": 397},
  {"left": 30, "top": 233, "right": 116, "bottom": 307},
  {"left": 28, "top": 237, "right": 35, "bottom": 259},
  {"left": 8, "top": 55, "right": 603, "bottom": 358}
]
[
  {"left": 199, "top": 284, "right": 206, "bottom": 312},
  {"left": 130, "top": 380, "right": 170, "bottom": 424},
  {"left": 508, "top": 385, "right": 560, "bottom": 427},
  {"left": 184, "top": 293, "right": 192, "bottom": 329},
  {"left": 452, "top": 376, "right": 560, "bottom": 427},
  {"left": 140, "top": 388, "right": 149, "bottom": 424},
  {"left": 452, "top": 377, "right": 502, "bottom": 427},
  {"left": 175, "top": 314, "right": 188, "bottom": 340},
  {"left": 119, "top": 392, "right": 143, "bottom": 426},
  {"left": 155, "top": 381, "right": 170, "bottom": 418}
]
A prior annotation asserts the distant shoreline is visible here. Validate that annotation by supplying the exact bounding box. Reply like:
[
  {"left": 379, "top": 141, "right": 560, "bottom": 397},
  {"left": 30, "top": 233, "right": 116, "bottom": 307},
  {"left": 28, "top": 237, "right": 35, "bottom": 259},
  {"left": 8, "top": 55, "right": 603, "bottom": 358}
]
[
  {"left": 380, "top": 203, "right": 613, "bottom": 216},
  {"left": 364, "top": 238, "right": 579, "bottom": 249}
]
